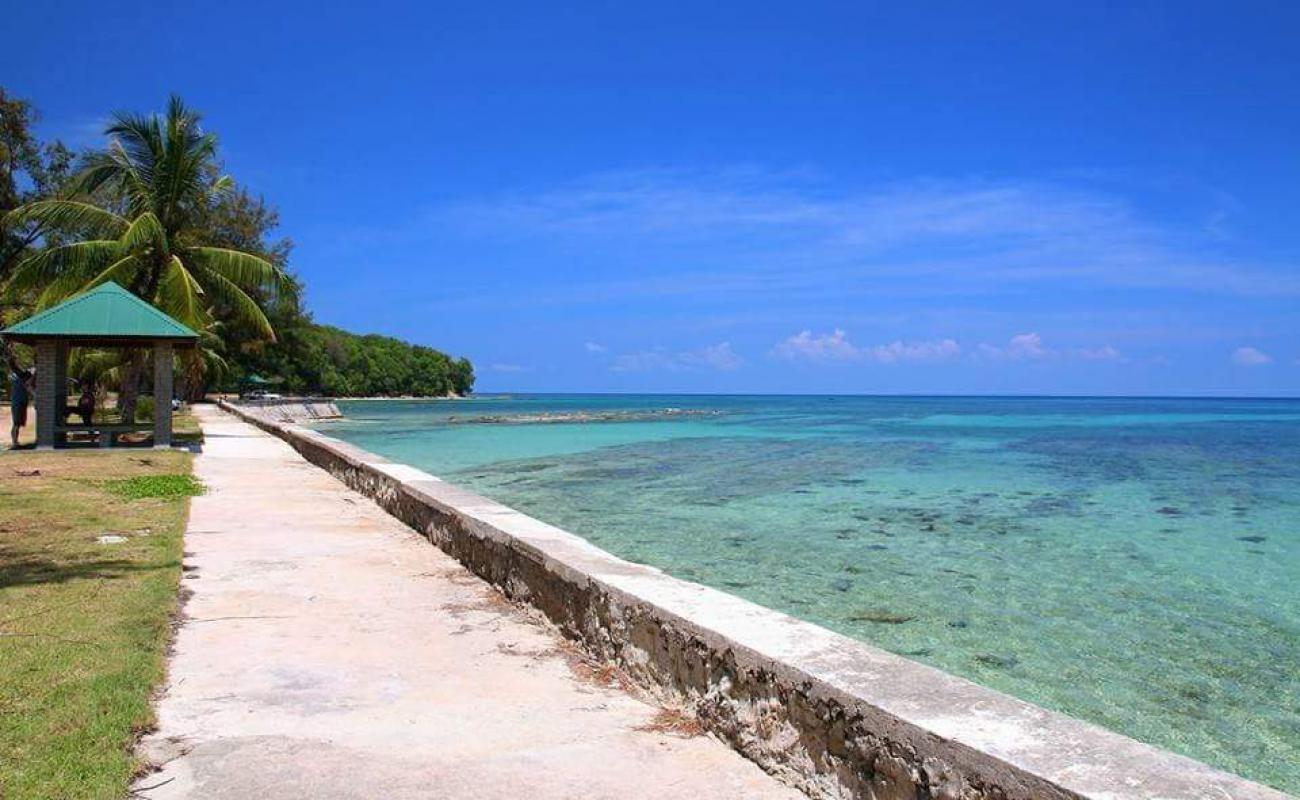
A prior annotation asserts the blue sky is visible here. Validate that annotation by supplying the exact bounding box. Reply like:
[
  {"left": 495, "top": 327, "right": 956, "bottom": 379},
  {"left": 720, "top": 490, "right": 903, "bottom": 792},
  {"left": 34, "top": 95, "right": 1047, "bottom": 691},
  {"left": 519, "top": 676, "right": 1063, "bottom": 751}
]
[{"left": 6, "top": 1, "right": 1299, "bottom": 395}]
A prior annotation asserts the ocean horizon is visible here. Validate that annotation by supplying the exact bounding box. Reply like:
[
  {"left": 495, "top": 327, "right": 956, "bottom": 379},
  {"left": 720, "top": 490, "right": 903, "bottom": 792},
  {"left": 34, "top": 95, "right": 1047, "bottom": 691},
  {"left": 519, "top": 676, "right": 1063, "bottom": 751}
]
[
  {"left": 328, "top": 393, "right": 1300, "bottom": 792},
  {"left": 352, "top": 391, "right": 1300, "bottom": 400}
]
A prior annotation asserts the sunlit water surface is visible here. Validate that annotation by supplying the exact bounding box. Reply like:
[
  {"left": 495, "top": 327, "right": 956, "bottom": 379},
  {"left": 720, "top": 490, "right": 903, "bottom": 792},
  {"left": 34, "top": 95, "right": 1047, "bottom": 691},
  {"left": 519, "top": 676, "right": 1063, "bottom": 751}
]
[{"left": 328, "top": 395, "right": 1300, "bottom": 792}]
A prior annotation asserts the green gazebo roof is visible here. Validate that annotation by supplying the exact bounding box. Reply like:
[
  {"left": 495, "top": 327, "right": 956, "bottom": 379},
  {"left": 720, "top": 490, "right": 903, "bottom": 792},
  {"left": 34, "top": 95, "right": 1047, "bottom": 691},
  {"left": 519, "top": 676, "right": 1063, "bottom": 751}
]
[{"left": 1, "top": 282, "right": 199, "bottom": 345}]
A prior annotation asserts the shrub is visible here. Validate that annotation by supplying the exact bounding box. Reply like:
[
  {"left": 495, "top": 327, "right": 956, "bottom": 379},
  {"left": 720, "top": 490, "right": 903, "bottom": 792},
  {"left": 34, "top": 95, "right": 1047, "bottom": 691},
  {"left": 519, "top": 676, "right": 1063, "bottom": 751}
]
[{"left": 106, "top": 474, "right": 204, "bottom": 500}]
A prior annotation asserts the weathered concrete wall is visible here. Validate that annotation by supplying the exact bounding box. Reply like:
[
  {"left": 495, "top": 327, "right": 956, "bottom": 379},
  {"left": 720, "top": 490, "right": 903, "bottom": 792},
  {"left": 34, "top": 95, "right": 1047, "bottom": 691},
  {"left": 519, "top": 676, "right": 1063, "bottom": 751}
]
[
  {"left": 232, "top": 397, "right": 343, "bottom": 423},
  {"left": 216, "top": 400, "right": 1291, "bottom": 800}
]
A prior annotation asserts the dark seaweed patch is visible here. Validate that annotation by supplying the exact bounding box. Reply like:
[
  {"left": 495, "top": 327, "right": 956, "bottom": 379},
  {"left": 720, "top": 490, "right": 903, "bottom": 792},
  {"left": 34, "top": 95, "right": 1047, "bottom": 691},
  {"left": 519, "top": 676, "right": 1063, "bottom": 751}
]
[
  {"left": 850, "top": 609, "right": 915, "bottom": 624},
  {"left": 1025, "top": 494, "right": 1083, "bottom": 517},
  {"left": 974, "top": 653, "right": 1019, "bottom": 669}
]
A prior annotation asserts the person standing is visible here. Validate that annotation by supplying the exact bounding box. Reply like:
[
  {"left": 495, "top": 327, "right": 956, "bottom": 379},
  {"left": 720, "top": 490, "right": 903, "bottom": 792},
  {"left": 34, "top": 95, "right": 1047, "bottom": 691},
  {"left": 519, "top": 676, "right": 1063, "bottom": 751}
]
[
  {"left": 9, "top": 367, "right": 33, "bottom": 448},
  {"left": 73, "top": 382, "right": 96, "bottom": 425}
]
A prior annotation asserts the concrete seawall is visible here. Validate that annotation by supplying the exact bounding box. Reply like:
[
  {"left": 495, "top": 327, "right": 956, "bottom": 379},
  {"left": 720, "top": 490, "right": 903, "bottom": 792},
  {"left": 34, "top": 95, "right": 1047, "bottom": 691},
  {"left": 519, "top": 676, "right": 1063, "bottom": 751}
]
[
  {"left": 233, "top": 397, "right": 343, "bottom": 423},
  {"left": 216, "top": 400, "right": 1290, "bottom": 800}
]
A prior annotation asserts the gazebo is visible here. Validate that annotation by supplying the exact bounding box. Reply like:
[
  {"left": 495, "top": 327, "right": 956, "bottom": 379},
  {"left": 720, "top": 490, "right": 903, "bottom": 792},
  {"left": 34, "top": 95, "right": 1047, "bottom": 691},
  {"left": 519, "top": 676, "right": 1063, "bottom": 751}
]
[
  {"left": 1, "top": 282, "right": 199, "bottom": 449},
  {"left": 240, "top": 373, "right": 279, "bottom": 397}
]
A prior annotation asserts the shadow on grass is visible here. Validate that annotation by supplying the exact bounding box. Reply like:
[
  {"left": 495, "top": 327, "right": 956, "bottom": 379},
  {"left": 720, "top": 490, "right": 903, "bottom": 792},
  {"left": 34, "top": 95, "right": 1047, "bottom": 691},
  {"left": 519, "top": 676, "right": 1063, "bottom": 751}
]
[{"left": 0, "top": 554, "right": 178, "bottom": 589}]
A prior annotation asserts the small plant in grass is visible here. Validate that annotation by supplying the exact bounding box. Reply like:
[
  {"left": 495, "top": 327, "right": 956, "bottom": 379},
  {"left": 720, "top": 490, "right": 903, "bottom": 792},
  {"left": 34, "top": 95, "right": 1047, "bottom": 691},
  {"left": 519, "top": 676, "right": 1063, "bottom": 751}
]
[{"left": 107, "top": 474, "right": 204, "bottom": 500}]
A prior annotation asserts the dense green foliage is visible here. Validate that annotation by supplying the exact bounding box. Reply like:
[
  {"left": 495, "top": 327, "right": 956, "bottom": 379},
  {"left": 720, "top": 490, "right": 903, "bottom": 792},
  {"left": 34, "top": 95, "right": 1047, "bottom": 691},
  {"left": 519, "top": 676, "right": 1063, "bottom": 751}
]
[
  {"left": 1, "top": 89, "right": 73, "bottom": 365},
  {"left": 235, "top": 323, "right": 474, "bottom": 398},
  {"left": 0, "top": 89, "right": 473, "bottom": 398},
  {"left": 0, "top": 89, "right": 74, "bottom": 281}
]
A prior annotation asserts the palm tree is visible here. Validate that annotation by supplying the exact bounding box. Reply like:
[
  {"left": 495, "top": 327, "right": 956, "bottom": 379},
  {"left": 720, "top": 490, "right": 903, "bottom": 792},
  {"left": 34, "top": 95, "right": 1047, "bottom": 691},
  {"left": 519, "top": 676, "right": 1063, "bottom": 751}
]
[
  {"left": 179, "top": 325, "right": 232, "bottom": 402},
  {"left": 3, "top": 96, "right": 286, "bottom": 419}
]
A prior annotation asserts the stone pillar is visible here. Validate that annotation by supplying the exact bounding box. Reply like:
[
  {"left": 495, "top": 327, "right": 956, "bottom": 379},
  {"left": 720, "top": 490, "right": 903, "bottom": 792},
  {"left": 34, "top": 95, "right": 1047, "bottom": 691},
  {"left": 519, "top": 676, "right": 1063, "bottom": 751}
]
[
  {"left": 153, "top": 342, "right": 174, "bottom": 448},
  {"left": 53, "top": 342, "right": 69, "bottom": 446},
  {"left": 34, "top": 341, "right": 57, "bottom": 450}
]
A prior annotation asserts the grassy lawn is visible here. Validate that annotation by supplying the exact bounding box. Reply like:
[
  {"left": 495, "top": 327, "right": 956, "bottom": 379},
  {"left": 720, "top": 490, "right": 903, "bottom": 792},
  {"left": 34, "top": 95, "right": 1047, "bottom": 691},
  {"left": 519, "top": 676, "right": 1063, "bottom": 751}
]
[{"left": 0, "top": 416, "right": 198, "bottom": 798}]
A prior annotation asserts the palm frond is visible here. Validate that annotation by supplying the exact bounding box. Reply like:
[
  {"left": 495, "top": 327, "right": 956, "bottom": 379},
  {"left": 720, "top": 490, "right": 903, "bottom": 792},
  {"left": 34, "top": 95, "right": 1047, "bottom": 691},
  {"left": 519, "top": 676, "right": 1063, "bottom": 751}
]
[
  {"left": 202, "top": 271, "right": 275, "bottom": 341},
  {"left": 69, "top": 147, "right": 151, "bottom": 217},
  {"left": 149, "top": 97, "right": 217, "bottom": 228},
  {"left": 106, "top": 140, "right": 155, "bottom": 218},
  {"left": 65, "top": 153, "right": 123, "bottom": 197},
  {"left": 157, "top": 255, "right": 210, "bottom": 331},
  {"left": 121, "top": 212, "right": 167, "bottom": 255},
  {"left": 35, "top": 272, "right": 100, "bottom": 309},
  {"left": 70, "top": 348, "right": 129, "bottom": 391},
  {"left": 2, "top": 200, "right": 129, "bottom": 238},
  {"left": 188, "top": 246, "right": 286, "bottom": 289},
  {"left": 106, "top": 109, "right": 162, "bottom": 181},
  {"left": 7, "top": 240, "right": 123, "bottom": 294},
  {"left": 85, "top": 253, "right": 144, "bottom": 290}
]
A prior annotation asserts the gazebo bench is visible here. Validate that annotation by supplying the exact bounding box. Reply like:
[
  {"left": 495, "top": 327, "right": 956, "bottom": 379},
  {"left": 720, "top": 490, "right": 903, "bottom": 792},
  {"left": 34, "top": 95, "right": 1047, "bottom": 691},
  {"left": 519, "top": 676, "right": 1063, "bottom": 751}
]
[{"left": 56, "top": 423, "right": 156, "bottom": 448}]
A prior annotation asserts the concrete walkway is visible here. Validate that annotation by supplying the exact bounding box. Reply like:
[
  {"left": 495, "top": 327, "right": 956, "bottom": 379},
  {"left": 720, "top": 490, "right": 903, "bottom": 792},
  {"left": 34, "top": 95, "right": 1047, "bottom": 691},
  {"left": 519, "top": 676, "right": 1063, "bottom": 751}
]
[{"left": 135, "top": 406, "right": 803, "bottom": 799}]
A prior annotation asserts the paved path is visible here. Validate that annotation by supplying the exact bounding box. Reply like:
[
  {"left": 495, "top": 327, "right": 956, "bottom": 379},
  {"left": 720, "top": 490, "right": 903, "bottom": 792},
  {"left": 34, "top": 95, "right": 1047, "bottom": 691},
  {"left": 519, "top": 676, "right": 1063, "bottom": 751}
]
[{"left": 135, "top": 406, "right": 802, "bottom": 799}]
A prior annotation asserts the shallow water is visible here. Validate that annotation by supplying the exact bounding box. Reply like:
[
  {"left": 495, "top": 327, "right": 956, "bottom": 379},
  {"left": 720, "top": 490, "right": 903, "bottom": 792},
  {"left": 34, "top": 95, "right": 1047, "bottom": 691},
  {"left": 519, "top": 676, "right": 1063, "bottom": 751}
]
[{"left": 330, "top": 395, "right": 1300, "bottom": 792}]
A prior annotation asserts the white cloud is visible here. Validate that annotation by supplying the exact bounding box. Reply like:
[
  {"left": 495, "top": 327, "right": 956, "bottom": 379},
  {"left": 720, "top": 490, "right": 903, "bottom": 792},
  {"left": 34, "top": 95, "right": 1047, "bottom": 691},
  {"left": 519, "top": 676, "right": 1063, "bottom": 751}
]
[
  {"left": 978, "top": 332, "right": 1053, "bottom": 361},
  {"left": 777, "top": 329, "right": 1125, "bottom": 367},
  {"left": 487, "top": 363, "right": 529, "bottom": 373},
  {"left": 611, "top": 342, "right": 744, "bottom": 372},
  {"left": 1231, "top": 346, "right": 1272, "bottom": 366},
  {"left": 773, "top": 329, "right": 860, "bottom": 361},
  {"left": 1008, "top": 332, "right": 1050, "bottom": 359},
  {"left": 977, "top": 333, "right": 1127, "bottom": 363},
  {"left": 584, "top": 341, "right": 608, "bottom": 354},
  {"left": 773, "top": 329, "right": 960, "bottom": 364},
  {"left": 864, "top": 338, "right": 961, "bottom": 364}
]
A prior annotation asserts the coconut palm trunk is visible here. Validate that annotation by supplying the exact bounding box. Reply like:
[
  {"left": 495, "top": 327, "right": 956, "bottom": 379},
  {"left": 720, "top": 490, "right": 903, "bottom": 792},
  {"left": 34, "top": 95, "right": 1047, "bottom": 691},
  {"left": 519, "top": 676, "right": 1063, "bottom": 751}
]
[{"left": 117, "top": 351, "right": 145, "bottom": 422}]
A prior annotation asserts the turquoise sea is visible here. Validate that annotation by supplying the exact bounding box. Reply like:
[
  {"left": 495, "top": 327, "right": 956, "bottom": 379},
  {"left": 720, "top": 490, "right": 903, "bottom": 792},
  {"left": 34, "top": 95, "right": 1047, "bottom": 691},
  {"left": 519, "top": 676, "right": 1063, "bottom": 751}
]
[{"left": 328, "top": 395, "right": 1299, "bottom": 792}]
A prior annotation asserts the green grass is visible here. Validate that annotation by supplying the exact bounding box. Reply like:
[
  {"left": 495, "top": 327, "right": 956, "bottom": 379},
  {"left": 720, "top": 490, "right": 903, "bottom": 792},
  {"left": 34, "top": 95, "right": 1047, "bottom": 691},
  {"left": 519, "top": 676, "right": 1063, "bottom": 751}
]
[
  {"left": 106, "top": 474, "right": 204, "bottom": 500},
  {"left": 0, "top": 449, "right": 191, "bottom": 799}
]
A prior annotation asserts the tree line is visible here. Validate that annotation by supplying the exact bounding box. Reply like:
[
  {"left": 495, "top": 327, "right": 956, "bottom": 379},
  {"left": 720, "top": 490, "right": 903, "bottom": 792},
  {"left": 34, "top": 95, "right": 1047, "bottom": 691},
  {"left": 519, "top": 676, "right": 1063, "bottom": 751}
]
[{"left": 1, "top": 88, "right": 473, "bottom": 410}]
